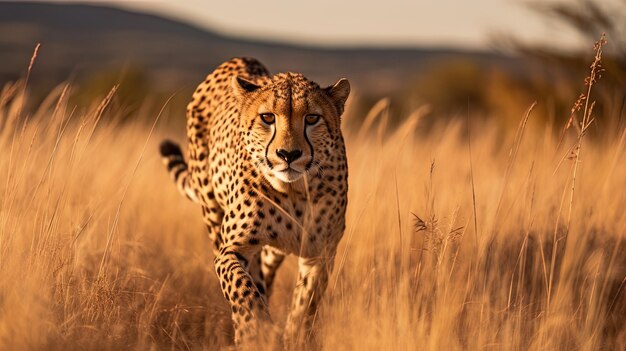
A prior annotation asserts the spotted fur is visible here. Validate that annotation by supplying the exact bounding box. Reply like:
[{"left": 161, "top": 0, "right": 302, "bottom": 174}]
[{"left": 159, "top": 57, "right": 350, "bottom": 347}]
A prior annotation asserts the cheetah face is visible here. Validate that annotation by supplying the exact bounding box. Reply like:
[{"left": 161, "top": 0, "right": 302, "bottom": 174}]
[{"left": 232, "top": 74, "right": 350, "bottom": 187}]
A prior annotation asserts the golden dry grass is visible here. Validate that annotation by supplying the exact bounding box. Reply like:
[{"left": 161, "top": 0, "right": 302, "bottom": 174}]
[{"left": 0, "top": 61, "right": 625, "bottom": 350}]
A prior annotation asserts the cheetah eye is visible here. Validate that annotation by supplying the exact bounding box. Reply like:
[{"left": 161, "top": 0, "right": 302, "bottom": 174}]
[
  {"left": 260, "top": 113, "right": 275, "bottom": 125},
  {"left": 305, "top": 114, "right": 321, "bottom": 125}
]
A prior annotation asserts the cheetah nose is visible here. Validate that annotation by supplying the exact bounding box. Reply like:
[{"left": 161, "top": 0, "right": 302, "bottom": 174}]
[{"left": 276, "top": 149, "right": 303, "bottom": 164}]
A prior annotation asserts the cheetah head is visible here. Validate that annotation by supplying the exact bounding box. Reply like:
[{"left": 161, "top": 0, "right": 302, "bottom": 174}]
[{"left": 232, "top": 73, "right": 350, "bottom": 188}]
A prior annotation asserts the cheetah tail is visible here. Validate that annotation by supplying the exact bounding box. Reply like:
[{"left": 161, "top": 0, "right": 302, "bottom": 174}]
[{"left": 159, "top": 139, "right": 200, "bottom": 203}]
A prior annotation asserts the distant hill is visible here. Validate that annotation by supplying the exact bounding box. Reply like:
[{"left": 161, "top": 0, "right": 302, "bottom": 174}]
[{"left": 0, "top": 2, "right": 518, "bottom": 97}]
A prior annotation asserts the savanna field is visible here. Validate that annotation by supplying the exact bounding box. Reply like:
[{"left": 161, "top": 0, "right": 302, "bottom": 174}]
[{"left": 0, "top": 44, "right": 625, "bottom": 350}]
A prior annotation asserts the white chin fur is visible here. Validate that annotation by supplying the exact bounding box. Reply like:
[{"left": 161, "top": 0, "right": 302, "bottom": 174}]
[{"left": 273, "top": 169, "right": 304, "bottom": 183}]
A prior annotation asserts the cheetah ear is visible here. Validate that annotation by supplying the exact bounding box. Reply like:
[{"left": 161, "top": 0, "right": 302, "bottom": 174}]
[
  {"left": 324, "top": 78, "right": 350, "bottom": 115},
  {"left": 231, "top": 76, "right": 260, "bottom": 97}
]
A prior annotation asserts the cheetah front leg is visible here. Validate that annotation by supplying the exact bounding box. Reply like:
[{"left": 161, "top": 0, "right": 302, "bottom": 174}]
[
  {"left": 214, "top": 244, "right": 275, "bottom": 346},
  {"left": 283, "top": 251, "right": 336, "bottom": 348},
  {"left": 247, "top": 251, "right": 269, "bottom": 299},
  {"left": 261, "top": 246, "right": 286, "bottom": 299}
]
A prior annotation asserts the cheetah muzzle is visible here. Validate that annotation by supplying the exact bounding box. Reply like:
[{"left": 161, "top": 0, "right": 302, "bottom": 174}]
[{"left": 159, "top": 57, "right": 350, "bottom": 347}]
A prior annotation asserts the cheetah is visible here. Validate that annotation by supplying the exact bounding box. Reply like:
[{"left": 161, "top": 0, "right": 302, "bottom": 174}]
[{"left": 159, "top": 57, "right": 350, "bottom": 347}]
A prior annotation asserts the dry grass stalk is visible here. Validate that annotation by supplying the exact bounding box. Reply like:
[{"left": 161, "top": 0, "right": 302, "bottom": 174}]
[{"left": 547, "top": 33, "right": 608, "bottom": 314}]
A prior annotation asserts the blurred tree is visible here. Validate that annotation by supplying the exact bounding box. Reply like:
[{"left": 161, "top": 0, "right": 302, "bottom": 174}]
[
  {"left": 406, "top": 59, "right": 488, "bottom": 119},
  {"left": 68, "top": 66, "right": 192, "bottom": 125},
  {"left": 508, "top": 0, "right": 626, "bottom": 135},
  {"left": 530, "top": 0, "right": 625, "bottom": 56},
  {"left": 71, "top": 66, "right": 151, "bottom": 122}
]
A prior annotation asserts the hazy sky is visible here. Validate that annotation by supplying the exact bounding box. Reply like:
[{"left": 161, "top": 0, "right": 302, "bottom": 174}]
[{"left": 50, "top": 0, "right": 619, "bottom": 50}]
